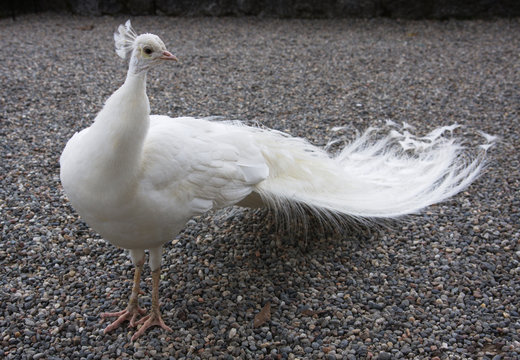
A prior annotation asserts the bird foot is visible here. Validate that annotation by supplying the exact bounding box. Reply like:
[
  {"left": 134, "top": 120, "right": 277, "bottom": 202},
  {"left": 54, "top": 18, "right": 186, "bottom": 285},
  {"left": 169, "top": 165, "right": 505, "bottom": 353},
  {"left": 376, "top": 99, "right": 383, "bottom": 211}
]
[
  {"left": 131, "top": 310, "right": 173, "bottom": 341},
  {"left": 101, "top": 304, "right": 147, "bottom": 333}
]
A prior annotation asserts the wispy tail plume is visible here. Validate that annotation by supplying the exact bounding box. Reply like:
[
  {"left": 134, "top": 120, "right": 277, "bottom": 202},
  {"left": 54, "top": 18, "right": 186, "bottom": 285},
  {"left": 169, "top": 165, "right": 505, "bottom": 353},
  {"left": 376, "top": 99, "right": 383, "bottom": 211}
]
[{"left": 252, "top": 121, "right": 495, "bottom": 224}]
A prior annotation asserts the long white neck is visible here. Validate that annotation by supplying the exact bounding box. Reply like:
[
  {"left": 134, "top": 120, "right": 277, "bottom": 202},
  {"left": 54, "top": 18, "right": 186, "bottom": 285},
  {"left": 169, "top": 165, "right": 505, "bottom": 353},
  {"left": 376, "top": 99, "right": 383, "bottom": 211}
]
[{"left": 85, "top": 70, "right": 150, "bottom": 190}]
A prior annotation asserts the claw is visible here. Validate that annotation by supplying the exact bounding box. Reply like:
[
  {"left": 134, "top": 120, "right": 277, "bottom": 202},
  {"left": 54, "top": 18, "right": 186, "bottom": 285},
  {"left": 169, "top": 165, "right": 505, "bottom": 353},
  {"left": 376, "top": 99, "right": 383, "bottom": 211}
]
[
  {"left": 131, "top": 310, "right": 173, "bottom": 341},
  {"left": 102, "top": 305, "right": 147, "bottom": 333}
]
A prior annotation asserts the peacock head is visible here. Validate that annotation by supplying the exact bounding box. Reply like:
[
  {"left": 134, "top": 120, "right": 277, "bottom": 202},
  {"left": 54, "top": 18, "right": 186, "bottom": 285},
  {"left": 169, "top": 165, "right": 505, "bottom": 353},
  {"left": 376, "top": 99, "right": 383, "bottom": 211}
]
[{"left": 114, "top": 20, "right": 177, "bottom": 75}]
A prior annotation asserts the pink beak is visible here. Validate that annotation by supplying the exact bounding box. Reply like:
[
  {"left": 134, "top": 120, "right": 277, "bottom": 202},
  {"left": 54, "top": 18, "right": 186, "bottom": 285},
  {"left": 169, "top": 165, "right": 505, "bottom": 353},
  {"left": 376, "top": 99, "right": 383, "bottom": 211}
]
[{"left": 160, "top": 51, "right": 178, "bottom": 61}]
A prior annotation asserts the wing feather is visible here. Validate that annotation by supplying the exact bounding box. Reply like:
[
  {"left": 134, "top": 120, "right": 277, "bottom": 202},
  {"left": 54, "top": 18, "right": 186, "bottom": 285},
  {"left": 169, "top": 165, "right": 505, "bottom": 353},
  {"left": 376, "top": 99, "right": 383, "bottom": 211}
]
[{"left": 141, "top": 116, "right": 268, "bottom": 215}]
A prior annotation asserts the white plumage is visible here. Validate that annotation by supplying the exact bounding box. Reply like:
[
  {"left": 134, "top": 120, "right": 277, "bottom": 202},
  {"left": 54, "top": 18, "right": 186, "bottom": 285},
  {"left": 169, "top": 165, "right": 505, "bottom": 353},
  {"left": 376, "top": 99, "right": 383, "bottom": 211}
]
[{"left": 60, "top": 21, "right": 493, "bottom": 340}]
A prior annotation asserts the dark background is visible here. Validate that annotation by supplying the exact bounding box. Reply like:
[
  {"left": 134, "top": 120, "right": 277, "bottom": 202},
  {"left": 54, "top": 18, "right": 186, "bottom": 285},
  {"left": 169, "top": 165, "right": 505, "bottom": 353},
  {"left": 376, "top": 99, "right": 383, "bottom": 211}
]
[{"left": 2, "top": 0, "right": 520, "bottom": 19}]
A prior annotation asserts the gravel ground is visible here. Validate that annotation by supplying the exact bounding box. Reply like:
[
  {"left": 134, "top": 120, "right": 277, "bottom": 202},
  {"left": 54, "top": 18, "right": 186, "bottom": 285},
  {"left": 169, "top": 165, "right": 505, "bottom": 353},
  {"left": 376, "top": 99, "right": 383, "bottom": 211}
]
[{"left": 1, "top": 14, "right": 519, "bottom": 360}]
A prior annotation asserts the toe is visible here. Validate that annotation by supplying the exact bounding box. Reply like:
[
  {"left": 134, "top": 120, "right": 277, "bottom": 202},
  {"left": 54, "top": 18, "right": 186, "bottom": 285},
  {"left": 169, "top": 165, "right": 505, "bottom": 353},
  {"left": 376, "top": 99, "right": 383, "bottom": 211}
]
[
  {"left": 131, "top": 313, "right": 172, "bottom": 341},
  {"left": 102, "top": 305, "right": 147, "bottom": 333}
]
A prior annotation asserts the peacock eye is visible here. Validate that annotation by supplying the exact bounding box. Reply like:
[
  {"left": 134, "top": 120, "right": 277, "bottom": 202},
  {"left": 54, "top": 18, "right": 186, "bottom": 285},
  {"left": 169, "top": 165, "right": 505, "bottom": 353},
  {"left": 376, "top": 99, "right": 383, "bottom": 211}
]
[{"left": 143, "top": 47, "right": 153, "bottom": 55}]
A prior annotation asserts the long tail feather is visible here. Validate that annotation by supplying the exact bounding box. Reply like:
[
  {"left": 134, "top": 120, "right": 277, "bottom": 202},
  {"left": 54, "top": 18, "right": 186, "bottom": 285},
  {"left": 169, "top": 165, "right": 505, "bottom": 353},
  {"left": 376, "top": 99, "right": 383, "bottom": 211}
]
[{"left": 253, "top": 122, "right": 494, "bottom": 223}]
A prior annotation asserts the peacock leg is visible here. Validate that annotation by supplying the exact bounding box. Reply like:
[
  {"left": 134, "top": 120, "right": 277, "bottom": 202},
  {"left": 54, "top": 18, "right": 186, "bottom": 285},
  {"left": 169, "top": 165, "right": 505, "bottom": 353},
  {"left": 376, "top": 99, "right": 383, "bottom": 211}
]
[
  {"left": 131, "top": 267, "right": 172, "bottom": 341},
  {"left": 101, "top": 255, "right": 146, "bottom": 332}
]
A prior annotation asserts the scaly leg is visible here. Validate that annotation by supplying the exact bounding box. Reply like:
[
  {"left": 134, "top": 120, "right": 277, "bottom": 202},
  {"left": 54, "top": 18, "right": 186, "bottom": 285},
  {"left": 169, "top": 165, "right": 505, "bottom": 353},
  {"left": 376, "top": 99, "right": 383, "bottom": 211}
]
[
  {"left": 101, "top": 257, "right": 146, "bottom": 332},
  {"left": 131, "top": 268, "right": 172, "bottom": 341}
]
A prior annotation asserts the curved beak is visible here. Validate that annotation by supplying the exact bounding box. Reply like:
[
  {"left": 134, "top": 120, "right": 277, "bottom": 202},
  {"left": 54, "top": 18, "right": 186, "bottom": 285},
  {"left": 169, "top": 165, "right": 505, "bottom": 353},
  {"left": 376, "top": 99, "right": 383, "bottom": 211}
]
[{"left": 160, "top": 51, "right": 178, "bottom": 61}]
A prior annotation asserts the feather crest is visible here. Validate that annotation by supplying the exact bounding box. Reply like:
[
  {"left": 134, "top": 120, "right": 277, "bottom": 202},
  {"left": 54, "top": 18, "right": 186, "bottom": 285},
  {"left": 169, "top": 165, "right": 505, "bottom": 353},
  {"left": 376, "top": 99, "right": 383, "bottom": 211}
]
[{"left": 114, "top": 20, "right": 137, "bottom": 59}]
